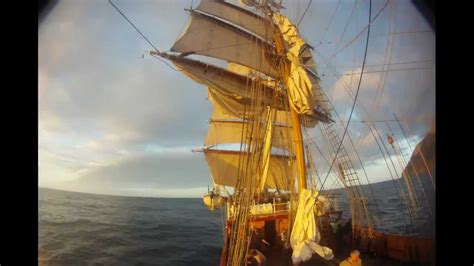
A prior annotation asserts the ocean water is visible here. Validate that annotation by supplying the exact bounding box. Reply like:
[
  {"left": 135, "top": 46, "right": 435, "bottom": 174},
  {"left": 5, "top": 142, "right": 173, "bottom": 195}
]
[
  {"left": 328, "top": 178, "right": 435, "bottom": 237},
  {"left": 39, "top": 188, "right": 224, "bottom": 265},
  {"left": 39, "top": 178, "right": 435, "bottom": 265}
]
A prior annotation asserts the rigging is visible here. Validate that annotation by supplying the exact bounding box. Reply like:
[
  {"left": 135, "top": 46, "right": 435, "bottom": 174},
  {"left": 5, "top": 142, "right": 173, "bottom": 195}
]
[{"left": 319, "top": 0, "right": 373, "bottom": 192}]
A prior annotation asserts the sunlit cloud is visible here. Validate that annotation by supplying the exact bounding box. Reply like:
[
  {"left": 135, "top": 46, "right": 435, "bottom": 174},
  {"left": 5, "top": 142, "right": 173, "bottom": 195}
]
[{"left": 39, "top": 0, "right": 434, "bottom": 197}]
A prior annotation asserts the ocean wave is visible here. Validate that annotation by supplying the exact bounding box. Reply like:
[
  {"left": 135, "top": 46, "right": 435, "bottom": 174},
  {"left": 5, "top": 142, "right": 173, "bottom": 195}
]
[{"left": 39, "top": 187, "right": 433, "bottom": 265}]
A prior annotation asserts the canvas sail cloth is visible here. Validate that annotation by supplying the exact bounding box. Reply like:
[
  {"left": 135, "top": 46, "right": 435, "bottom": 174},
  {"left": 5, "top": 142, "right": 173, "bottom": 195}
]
[
  {"left": 209, "top": 62, "right": 318, "bottom": 127},
  {"left": 290, "top": 189, "right": 334, "bottom": 264},
  {"left": 258, "top": 107, "right": 277, "bottom": 191},
  {"left": 204, "top": 149, "right": 294, "bottom": 189},
  {"left": 171, "top": 10, "right": 278, "bottom": 78},
  {"left": 205, "top": 63, "right": 295, "bottom": 154},
  {"left": 209, "top": 86, "right": 318, "bottom": 128},
  {"left": 205, "top": 113, "right": 295, "bottom": 154},
  {"left": 272, "top": 13, "right": 331, "bottom": 118},
  {"left": 195, "top": 0, "right": 274, "bottom": 43},
  {"left": 161, "top": 53, "right": 288, "bottom": 110},
  {"left": 205, "top": 96, "right": 295, "bottom": 189}
]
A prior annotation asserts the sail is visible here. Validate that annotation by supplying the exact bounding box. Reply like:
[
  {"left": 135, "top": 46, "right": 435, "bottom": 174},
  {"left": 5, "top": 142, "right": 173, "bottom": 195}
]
[
  {"left": 208, "top": 86, "right": 318, "bottom": 127},
  {"left": 290, "top": 189, "right": 334, "bottom": 263},
  {"left": 205, "top": 118, "right": 294, "bottom": 153},
  {"left": 196, "top": 0, "right": 274, "bottom": 43},
  {"left": 208, "top": 86, "right": 264, "bottom": 120},
  {"left": 204, "top": 149, "right": 295, "bottom": 190},
  {"left": 161, "top": 53, "right": 286, "bottom": 110},
  {"left": 171, "top": 11, "right": 278, "bottom": 78},
  {"left": 273, "top": 12, "right": 316, "bottom": 115},
  {"left": 258, "top": 107, "right": 276, "bottom": 191},
  {"left": 273, "top": 13, "right": 331, "bottom": 118}
]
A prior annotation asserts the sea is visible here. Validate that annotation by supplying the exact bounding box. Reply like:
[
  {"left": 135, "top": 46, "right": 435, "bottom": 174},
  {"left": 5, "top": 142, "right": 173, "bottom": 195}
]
[{"left": 39, "top": 178, "right": 435, "bottom": 265}]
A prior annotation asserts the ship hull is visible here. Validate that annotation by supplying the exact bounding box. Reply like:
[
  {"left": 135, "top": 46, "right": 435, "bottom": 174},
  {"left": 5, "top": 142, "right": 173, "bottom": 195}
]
[{"left": 219, "top": 200, "right": 434, "bottom": 266}]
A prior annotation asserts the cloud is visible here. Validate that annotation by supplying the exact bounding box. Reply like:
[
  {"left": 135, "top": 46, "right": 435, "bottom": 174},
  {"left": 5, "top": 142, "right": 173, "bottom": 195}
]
[
  {"left": 57, "top": 152, "right": 211, "bottom": 195},
  {"left": 39, "top": 0, "right": 435, "bottom": 197}
]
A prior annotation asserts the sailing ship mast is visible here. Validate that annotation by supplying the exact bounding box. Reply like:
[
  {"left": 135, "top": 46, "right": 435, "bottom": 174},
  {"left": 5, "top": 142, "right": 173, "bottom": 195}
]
[
  {"left": 107, "top": 0, "right": 436, "bottom": 263},
  {"left": 151, "top": 0, "right": 331, "bottom": 193},
  {"left": 272, "top": 21, "right": 308, "bottom": 192}
]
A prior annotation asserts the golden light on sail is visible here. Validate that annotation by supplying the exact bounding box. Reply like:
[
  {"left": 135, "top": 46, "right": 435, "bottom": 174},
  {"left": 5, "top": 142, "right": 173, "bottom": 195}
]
[
  {"left": 161, "top": 53, "right": 287, "bottom": 110},
  {"left": 203, "top": 149, "right": 295, "bottom": 190},
  {"left": 205, "top": 119, "right": 295, "bottom": 153},
  {"left": 159, "top": 0, "right": 333, "bottom": 220},
  {"left": 273, "top": 12, "right": 317, "bottom": 115},
  {"left": 143, "top": 0, "right": 438, "bottom": 264}
]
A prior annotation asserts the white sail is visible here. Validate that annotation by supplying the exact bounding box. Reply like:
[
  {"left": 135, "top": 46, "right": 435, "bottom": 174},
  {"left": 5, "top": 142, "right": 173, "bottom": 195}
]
[
  {"left": 196, "top": 0, "right": 274, "bottom": 43},
  {"left": 171, "top": 11, "right": 278, "bottom": 78}
]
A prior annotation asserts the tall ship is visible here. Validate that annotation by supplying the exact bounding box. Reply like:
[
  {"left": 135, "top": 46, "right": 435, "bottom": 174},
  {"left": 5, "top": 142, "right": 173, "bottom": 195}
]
[{"left": 113, "top": 0, "right": 435, "bottom": 264}]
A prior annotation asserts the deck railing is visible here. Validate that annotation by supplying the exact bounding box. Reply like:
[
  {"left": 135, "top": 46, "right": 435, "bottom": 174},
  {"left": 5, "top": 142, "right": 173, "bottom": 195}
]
[{"left": 227, "top": 201, "right": 289, "bottom": 219}]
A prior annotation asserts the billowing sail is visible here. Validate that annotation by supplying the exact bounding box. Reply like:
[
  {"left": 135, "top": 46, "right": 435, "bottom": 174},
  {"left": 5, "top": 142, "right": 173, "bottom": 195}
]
[
  {"left": 161, "top": 53, "right": 286, "bottom": 110},
  {"left": 208, "top": 86, "right": 264, "bottom": 120},
  {"left": 209, "top": 92, "right": 316, "bottom": 127},
  {"left": 208, "top": 86, "right": 318, "bottom": 127},
  {"left": 205, "top": 119, "right": 294, "bottom": 153},
  {"left": 196, "top": 0, "right": 274, "bottom": 43},
  {"left": 204, "top": 149, "right": 295, "bottom": 190},
  {"left": 171, "top": 11, "right": 278, "bottom": 78}
]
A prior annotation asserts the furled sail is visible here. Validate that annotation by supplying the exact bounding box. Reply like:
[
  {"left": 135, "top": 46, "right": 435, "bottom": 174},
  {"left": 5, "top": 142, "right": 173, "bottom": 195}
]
[
  {"left": 258, "top": 107, "right": 277, "bottom": 191},
  {"left": 171, "top": 11, "right": 278, "bottom": 78},
  {"left": 273, "top": 12, "right": 316, "bottom": 115},
  {"left": 273, "top": 13, "right": 331, "bottom": 119},
  {"left": 204, "top": 149, "right": 295, "bottom": 190},
  {"left": 196, "top": 0, "right": 274, "bottom": 43},
  {"left": 290, "top": 189, "right": 334, "bottom": 263}
]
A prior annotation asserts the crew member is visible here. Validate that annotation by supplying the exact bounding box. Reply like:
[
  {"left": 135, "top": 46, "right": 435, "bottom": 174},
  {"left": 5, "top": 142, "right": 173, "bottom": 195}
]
[{"left": 339, "top": 250, "right": 362, "bottom": 266}]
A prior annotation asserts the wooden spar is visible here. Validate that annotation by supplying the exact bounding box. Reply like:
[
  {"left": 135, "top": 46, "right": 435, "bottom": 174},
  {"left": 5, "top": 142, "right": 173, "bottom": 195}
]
[
  {"left": 291, "top": 109, "right": 307, "bottom": 190},
  {"left": 272, "top": 22, "right": 308, "bottom": 192}
]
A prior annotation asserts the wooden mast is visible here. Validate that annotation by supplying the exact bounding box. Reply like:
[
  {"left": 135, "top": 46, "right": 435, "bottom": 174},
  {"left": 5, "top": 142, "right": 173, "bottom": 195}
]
[{"left": 272, "top": 24, "right": 307, "bottom": 192}]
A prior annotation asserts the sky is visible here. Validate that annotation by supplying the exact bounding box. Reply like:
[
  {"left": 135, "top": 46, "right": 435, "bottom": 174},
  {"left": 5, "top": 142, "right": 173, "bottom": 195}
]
[{"left": 39, "top": 0, "right": 435, "bottom": 198}]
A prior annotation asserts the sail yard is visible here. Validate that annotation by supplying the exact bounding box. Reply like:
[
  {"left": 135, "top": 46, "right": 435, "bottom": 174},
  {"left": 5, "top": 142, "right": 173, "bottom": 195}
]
[{"left": 147, "top": 0, "right": 435, "bottom": 265}]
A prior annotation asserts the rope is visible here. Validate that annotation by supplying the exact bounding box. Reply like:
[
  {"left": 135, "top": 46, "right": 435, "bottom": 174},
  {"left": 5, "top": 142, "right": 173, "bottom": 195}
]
[
  {"left": 321, "top": 0, "right": 342, "bottom": 43},
  {"left": 108, "top": 0, "right": 160, "bottom": 53},
  {"left": 373, "top": 0, "right": 396, "bottom": 110},
  {"left": 296, "top": 0, "right": 313, "bottom": 27},
  {"left": 108, "top": 0, "right": 184, "bottom": 72},
  {"left": 332, "top": 0, "right": 358, "bottom": 53},
  {"left": 331, "top": 0, "right": 390, "bottom": 58},
  {"left": 320, "top": 0, "right": 372, "bottom": 192}
]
